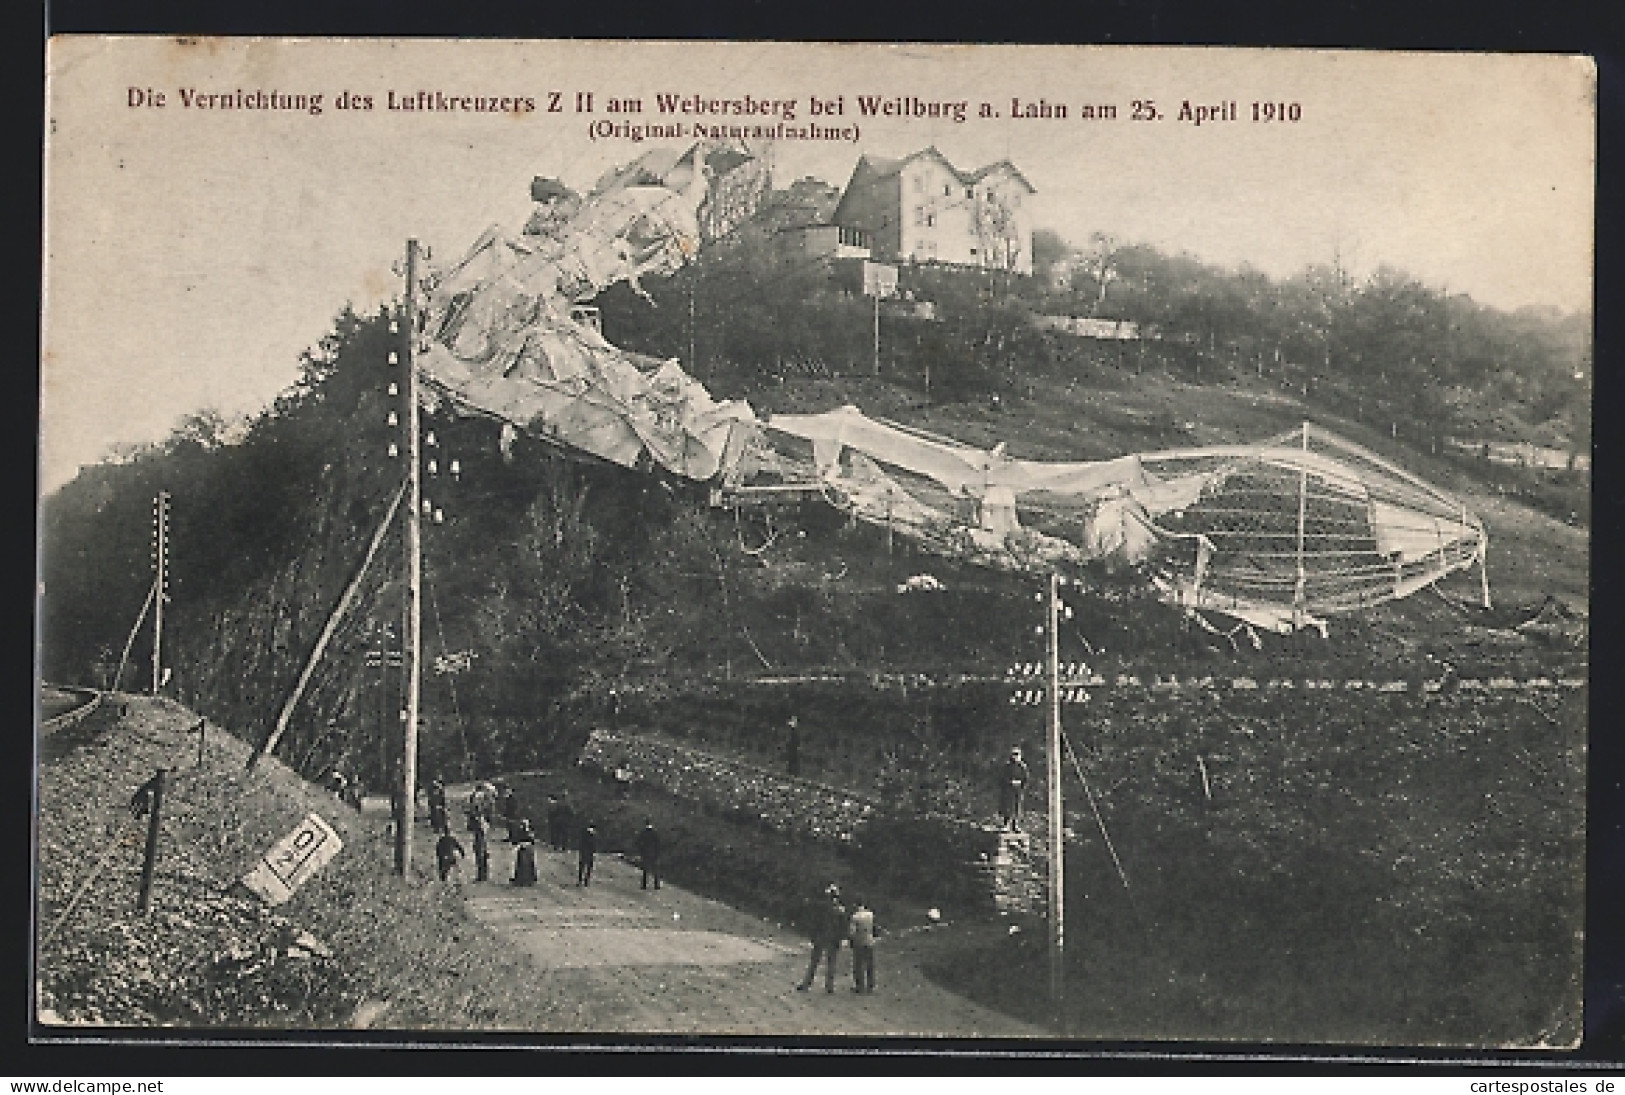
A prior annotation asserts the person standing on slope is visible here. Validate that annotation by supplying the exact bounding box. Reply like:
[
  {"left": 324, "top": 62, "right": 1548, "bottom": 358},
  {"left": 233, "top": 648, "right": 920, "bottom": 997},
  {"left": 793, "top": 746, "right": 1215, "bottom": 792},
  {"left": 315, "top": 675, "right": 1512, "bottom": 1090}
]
[
  {"left": 796, "top": 885, "right": 847, "bottom": 994},
  {"left": 577, "top": 823, "right": 598, "bottom": 886},
  {"left": 635, "top": 819, "right": 662, "bottom": 890}
]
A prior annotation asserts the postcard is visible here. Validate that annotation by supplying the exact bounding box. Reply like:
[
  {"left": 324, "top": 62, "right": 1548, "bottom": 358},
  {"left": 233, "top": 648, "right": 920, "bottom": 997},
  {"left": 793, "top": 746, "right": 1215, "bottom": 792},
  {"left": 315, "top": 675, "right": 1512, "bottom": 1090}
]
[{"left": 37, "top": 39, "right": 1593, "bottom": 1047}]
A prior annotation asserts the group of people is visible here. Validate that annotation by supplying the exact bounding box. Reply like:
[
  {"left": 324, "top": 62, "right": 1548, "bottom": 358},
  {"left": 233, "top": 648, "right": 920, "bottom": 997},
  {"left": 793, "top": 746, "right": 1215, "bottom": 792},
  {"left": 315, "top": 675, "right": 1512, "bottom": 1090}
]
[
  {"left": 426, "top": 776, "right": 663, "bottom": 892},
  {"left": 796, "top": 884, "right": 879, "bottom": 995}
]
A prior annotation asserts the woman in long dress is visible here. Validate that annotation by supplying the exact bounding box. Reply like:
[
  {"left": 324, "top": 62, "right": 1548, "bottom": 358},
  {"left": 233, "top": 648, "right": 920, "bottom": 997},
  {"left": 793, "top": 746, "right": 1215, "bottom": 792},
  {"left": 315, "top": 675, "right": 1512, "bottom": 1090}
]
[{"left": 511, "top": 819, "right": 538, "bottom": 887}]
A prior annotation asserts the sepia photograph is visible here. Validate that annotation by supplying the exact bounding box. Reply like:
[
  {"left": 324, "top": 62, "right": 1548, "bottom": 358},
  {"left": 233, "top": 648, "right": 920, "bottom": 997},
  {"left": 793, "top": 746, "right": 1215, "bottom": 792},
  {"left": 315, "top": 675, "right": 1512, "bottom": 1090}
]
[{"left": 36, "top": 39, "right": 1594, "bottom": 1047}]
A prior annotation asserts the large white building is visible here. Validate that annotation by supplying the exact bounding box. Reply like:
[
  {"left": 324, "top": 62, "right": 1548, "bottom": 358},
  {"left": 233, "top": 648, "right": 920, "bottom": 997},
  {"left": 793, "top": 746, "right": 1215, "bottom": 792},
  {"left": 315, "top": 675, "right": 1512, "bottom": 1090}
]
[{"left": 832, "top": 147, "right": 1036, "bottom": 275}]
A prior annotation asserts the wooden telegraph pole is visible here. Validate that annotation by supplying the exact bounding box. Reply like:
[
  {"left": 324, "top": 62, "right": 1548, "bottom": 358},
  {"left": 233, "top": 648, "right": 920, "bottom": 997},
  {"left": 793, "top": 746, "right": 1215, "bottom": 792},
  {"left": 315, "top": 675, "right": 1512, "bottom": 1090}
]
[
  {"left": 1045, "top": 572, "right": 1066, "bottom": 1022},
  {"left": 135, "top": 768, "right": 165, "bottom": 913},
  {"left": 873, "top": 290, "right": 881, "bottom": 376},
  {"left": 151, "top": 491, "right": 170, "bottom": 695},
  {"left": 396, "top": 238, "right": 424, "bottom": 878}
]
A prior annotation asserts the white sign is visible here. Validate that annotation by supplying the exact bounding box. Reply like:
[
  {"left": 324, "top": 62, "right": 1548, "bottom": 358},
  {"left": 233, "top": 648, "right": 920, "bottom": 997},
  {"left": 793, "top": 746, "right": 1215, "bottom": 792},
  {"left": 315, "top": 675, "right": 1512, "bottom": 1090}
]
[
  {"left": 862, "top": 260, "right": 898, "bottom": 299},
  {"left": 242, "top": 812, "right": 343, "bottom": 906}
]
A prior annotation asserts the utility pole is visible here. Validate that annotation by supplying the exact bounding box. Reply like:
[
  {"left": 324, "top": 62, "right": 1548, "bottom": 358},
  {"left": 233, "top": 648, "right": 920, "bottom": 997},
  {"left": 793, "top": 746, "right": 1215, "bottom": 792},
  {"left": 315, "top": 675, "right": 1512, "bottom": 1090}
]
[
  {"left": 1293, "top": 421, "right": 1309, "bottom": 629},
  {"left": 135, "top": 768, "right": 165, "bottom": 914},
  {"left": 1046, "top": 571, "right": 1065, "bottom": 1024},
  {"left": 151, "top": 491, "right": 170, "bottom": 695},
  {"left": 397, "top": 238, "right": 424, "bottom": 878},
  {"left": 873, "top": 291, "right": 881, "bottom": 376}
]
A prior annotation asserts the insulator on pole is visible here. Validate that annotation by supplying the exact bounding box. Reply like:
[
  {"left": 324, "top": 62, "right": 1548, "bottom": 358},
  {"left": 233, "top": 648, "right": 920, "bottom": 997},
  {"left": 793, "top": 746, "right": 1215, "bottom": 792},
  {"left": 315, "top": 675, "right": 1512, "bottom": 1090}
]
[
  {"left": 426, "top": 432, "right": 438, "bottom": 448},
  {"left": 387, "top": 411, "right": 399, "bottom": 427},
  {"left": 449, "top": 459, "right": 461, "bottom": 478},
  {"left": 433, "top": 508, "right": 444, "bottom": 524},
  {"left": 388, "top": 351, "right": 398, "bottom": 365},
  {"left": 422, "top": 500, "right": 433, "bottom": 516},
  {"left": 388, "top": 442, "right": 399, "bottom": 459},
  {"left": 388, "top": 382, "right": 398, "bottom": 397},
  {"left": 427, "top": 460, "right": 438, "bottom": 476},
  {"left": 389, "top": 320, "right": 399, "bottom": 334}
]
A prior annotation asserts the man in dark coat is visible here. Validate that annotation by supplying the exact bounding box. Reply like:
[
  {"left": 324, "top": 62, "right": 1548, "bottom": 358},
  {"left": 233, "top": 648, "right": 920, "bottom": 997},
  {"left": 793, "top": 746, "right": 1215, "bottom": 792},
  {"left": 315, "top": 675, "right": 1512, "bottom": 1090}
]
[
  {"left": 435, "top": 831, "right": 466, "bottom": 881},
  {"left": 634, "top": 819, "right": 662, "bottom": 890},
  {"left": 427, "top": 777, "right": 449, "bottom": 835},
  {"left": 577, "top": 824, "right": 598, "bottom": 886},
  {"left": 795, "top": 885, "right": 847, "bottom": 993},
  {"left": 466, "top": 807, "right": 491, "bottom": 882},
  {"left": 545, "top": 796, "right": 562, "bottom": 850},
  {"left": 999, "top": 746, "right": 1030, "bottom": 832}
]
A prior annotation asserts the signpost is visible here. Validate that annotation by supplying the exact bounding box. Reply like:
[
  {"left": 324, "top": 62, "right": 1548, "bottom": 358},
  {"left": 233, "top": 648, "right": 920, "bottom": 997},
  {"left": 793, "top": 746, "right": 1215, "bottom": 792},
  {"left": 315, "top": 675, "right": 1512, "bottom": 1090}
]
[
  {"left": 862, "top": 260, "right": 897, "bottom": 375},
  {"left": 242, "top": 812, "right": 344, "bottom": 906}
]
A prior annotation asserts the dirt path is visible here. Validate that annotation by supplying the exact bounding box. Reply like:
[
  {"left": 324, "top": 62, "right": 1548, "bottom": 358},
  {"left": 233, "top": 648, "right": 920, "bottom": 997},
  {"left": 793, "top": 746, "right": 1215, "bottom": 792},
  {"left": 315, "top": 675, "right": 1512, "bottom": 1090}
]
[{"left": 435, "top": 809, "right": 1039, "bottom": 1036}]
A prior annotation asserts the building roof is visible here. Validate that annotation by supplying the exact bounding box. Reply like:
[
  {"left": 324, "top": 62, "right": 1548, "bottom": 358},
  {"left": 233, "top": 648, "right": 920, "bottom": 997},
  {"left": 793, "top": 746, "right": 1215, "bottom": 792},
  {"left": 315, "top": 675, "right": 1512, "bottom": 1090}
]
[{"left": 848, "top": 147, "right": 1035, "bottom": 194}]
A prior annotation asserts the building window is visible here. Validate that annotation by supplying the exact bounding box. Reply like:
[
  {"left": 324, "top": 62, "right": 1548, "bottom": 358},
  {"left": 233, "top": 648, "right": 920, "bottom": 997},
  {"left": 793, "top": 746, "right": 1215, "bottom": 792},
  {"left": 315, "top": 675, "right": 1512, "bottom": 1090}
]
[
  {"left": 969, "top": 247, "right": 978, "bottom": 256},
  {"left": 913, "top": 206, "right": 924, "bottom": 226},
  {"left": 966, "top": 188, "right": 974, "bottom": 199},
  {"left": 943, "top": 183, "right": 952, "bottom": 196},
  {"left": 925, "top": 211, "right": 936, "bottom": 227}
]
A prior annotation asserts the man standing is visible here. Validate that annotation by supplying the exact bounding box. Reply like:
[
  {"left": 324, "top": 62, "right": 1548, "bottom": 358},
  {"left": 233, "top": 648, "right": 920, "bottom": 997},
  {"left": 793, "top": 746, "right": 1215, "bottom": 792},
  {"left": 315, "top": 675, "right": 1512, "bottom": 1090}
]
[
  {"left": 545, "top": 796, "right": 564, "bottom": 851},
  {"left": 435, "top": 830, "right": 466, "bottom": 881},
  {"left": 848, "top": 896, "right": 877, "bottom": 994},
  {"left": 466, "top": 806, "right": 490, "bottom": 882},
  {"left": 427, "top": 777, "right": 449, "bottom": 835},
  {"left": 635, "top": 819, "right": 662, "bottom": 890},
  {"left": 999, "top": 746, "right": 1030, "bottom": 832},
  {"left": 577, "top": 823, "right": 598, "bottom": 886},
  {"left": 796, "top": 885, "right": 847, "bottom": 993}
]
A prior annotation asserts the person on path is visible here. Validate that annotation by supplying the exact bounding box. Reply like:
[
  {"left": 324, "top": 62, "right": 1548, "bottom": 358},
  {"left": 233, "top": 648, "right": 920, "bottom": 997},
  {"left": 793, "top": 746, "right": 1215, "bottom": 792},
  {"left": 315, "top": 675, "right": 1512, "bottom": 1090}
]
[
  {"left": 577, "top": 824, "right": 598, "bottom": 886},
  {"left": 466, "top": 807, "right": 491, "bottom": 882},
  {"left": 999, "top": 746, "right": 1030, "bottom": 832},
  {"left": 468, "top": 781, "right": 496, "bottom": 823},
  {"left": 510, "top": 819, "right": 538, "bottom": 886},
  {"left": 544, "top": 796, "right": 560, "bottom": 849},
  {"left": 848, "top": 896, "right": 877, "bottom": 994},
  {"left": 427, "top": 777, "right": 449, "bottom": 835},
  {"left": 499, "top": 785, "right": 521, "bottom": 839},
  {"left": 556, "top": 796, "right": 575, "bottom": 852},
  {"left": 634, "top": 819, "right": 662, "bottom": 890},
  {"left": 796, "top": 885, "right": 848, "bottom": 993},
  {"left": 435, "top": 831, "right": 466, "bottom": 881}
]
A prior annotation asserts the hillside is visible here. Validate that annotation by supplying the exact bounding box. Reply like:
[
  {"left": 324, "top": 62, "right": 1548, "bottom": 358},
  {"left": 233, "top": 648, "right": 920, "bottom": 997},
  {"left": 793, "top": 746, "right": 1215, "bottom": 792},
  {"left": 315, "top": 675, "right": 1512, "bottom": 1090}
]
[
  {"left": 35, "top": 695, "right": 576, "bottom": 1028},
  {"left": 38, "top": 289, "right": 1587, "bottom": 796}
]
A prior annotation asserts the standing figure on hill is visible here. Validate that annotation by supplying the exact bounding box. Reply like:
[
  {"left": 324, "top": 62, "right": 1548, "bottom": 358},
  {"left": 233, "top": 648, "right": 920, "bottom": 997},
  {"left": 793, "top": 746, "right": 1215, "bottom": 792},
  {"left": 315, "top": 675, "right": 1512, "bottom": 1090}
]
[
  {"left": 999, "top": 746, "right": 1030, "bottom": 832},
  {"left": 427, "top": 777, "right": 449, "bottom": 835},
  {"left": 498, "top": 783, "right": 520, "bottom": 835},
  {"left": 435, "top": 830, "right": 466, "bottom": 881},
  {"left": 556, "top": 795, "right": 576, "bottom": 852},
  {"left": 796, "top": 884, "right": 848, "bottom": 993},
  {"left": 545, "top": 796, "right": 565, "bottom": 851},
  {"left": 466, "top": 806, "right": 491, "bottom": 882},
  {"left": 786, "top": 716, "right": 801, "bottom": 777},
  {"left": 328, "top": 769, "right": 348, "bottom": 801},
  {"left": 577, "top": 823, "right": 598, "bottom": 886},
  {"left": 848, "top": 896, "right": 877, "bottom": 994},
  {"left": 510, "top": 819, "right": 538, "bottom": 886},
  {"left": 635, "top": 819, "right": 662, "bottom": 890}
]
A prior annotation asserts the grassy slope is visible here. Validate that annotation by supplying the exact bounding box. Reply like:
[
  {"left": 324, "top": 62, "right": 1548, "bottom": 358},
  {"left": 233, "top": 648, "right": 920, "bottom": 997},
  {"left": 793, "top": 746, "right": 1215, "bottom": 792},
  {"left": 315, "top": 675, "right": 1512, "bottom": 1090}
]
[{"left": 36, "top": 695, "right": 579, "bottom": 1030}]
